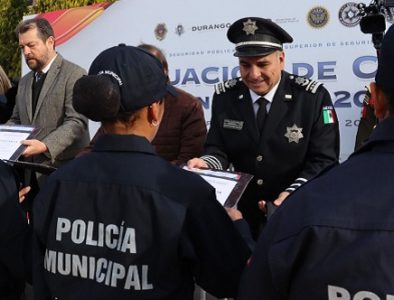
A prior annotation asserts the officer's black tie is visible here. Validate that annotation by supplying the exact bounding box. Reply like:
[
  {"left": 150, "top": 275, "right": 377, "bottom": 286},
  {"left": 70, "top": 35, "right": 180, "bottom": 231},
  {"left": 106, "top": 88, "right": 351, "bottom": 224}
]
[{"left": 256, "top": 97, "right": 268, "bottom": 134}]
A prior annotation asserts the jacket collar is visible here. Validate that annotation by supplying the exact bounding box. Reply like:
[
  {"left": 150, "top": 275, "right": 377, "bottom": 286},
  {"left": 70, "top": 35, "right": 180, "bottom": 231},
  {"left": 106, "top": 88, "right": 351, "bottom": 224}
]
[{"left": 92, "top": 134, "right": 156, "bottom": 155}]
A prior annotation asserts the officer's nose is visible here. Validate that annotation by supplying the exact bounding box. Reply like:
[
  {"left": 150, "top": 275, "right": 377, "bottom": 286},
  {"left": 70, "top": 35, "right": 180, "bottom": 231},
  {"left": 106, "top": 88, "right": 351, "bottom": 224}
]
[{"left": 249, "top": 66, "right": 261, "bottom": 79}]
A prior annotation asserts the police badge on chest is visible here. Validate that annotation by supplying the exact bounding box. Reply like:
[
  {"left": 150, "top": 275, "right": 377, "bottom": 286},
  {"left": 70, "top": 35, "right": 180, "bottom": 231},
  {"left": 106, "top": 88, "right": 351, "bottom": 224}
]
[{"left": 284, "top": 124, "right": 304, "bottom": 143}]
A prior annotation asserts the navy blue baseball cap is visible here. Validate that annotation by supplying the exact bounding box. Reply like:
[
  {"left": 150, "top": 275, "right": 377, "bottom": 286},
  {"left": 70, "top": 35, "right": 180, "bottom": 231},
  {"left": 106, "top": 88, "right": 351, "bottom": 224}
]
[
  {"left": 88, "top": 44, "right": 176, "bottom": 112},
  {"left": 376, "top": 24, "right": 394, "bottom": 92},
  {"left": 227, "top": 17, "right": 293, "bottom": 57}
]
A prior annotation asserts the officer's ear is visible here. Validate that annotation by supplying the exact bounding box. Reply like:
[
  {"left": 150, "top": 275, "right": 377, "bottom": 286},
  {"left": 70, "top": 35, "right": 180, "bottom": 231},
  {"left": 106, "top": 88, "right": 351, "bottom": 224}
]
[
  {"left": 371, "top": 82, "right": 389, "bottom": 121},
  {"left": 277, "top": 51, "right": 285, "bottom": 70}
]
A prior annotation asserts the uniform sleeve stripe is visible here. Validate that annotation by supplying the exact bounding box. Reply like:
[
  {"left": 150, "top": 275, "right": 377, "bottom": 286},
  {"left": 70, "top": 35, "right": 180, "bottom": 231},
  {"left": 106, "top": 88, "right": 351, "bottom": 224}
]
[
  {"left": 289, "top": 183, "right": 302, "bottom": 188},
  {"left": 201, "top": 155, "right": 223, "bottom": 170},
  {"left": 286, "top": 178, "right": 308, "bottom": 193},
  {"left": 294, "top": 178, "right": 308, "bottom": 183}
]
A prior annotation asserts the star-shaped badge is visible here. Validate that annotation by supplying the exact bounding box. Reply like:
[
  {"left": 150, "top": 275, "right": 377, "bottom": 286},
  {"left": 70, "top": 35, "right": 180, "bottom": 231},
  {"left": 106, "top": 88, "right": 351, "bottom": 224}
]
[
  {"left": 285, "top": 124, "right": 304, "bottom": 143},
  {"left": 242, "top": 19, "right": 258, "bottom": 35}
]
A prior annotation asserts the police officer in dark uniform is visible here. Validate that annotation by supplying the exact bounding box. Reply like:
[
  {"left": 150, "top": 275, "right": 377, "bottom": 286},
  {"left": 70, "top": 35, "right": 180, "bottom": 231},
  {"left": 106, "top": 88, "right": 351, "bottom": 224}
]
[
  {"left": 238, "top": 24, "right": 394, "bottom": 299},
  {"left": 32, "top": 45, "right": 250, "bottom": 300},
  {"left": 188, "top": 17, "right": 340, "bottom": 237},
  {"left": 0, "top": 160, "right": 29, "bottom": 300}
]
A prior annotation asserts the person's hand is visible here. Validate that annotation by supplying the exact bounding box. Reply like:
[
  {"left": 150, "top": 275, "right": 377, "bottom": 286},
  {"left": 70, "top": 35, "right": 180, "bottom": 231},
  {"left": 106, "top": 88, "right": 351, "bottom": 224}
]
[
  {"left": 187, "top": 158, "right": 208, "bottom": 169},
  {"left": 21, "top": 139, "right": 48, "bottom": 157},
  {"left": 258, "top": 200, "right": 267, "bottom": 215},
  {"left": 19, "top": 186, "right": 31, "bottom": 203},
  {"left": 225, "top": 207, "right": 243, "bottom": 221},
  {"left": 258, "top": 192, "right": 289, "bottom": 215},
  {"left": 273, "top": 191, "right": 290, "bottom": 206}
]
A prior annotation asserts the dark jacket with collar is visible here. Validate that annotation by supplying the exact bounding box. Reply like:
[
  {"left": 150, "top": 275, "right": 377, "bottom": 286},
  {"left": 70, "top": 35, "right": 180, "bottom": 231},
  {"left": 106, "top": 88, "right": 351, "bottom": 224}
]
[
  {"left": 33, "top": 134, "right": 250, "bottom": 300},
  {"left": 203, "top": 71, "right": 340, "bottom": 234},
  {"left": 239, "top": 115, "right": 394, "bottom": 299}
]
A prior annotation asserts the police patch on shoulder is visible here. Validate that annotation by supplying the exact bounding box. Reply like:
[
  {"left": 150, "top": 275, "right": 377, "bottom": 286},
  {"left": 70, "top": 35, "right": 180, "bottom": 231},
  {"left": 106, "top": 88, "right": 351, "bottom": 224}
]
[
  {"left": 214, "top": 78, "right": 241, "bottom": 95},
  {"left": 289, "top": 75, "right": 323, "bottom": 94}
]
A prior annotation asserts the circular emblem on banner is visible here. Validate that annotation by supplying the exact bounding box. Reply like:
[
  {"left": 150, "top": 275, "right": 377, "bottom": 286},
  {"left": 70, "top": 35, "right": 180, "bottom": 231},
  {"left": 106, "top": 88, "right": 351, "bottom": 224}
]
[
  {"left": 154, "top": 23, "right": 168, "bottom": 41},
  {"left": 175, "top": 24, "right": 185, "bottom": 36},
  {"left": 307, "top": 6, "right": 330, "bottom": 28},
  {"left": 338, "top": 2, "right": 361, "bottom": 27}
]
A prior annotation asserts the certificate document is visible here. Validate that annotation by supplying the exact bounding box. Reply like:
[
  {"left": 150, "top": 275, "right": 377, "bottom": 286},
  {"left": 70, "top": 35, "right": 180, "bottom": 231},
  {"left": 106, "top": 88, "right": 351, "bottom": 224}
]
[
  {"left": 185, "top": 167, "right": 253, "bottom": 207},
  {"left": 0, "top": 125, "right": 37, "bottom": 160}
]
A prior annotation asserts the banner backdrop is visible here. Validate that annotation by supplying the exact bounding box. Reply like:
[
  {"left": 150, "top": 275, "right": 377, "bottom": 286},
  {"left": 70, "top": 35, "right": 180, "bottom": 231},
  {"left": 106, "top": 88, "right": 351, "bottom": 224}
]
[{"left": 31, "top": 0, "right": 392, "bottom": 161}]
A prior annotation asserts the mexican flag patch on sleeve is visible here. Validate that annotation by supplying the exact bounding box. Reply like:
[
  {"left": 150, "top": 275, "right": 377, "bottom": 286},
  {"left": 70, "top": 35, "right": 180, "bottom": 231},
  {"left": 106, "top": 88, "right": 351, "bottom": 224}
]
[{"left": 322, "top": 106, "right": 336, "bottom": 124}]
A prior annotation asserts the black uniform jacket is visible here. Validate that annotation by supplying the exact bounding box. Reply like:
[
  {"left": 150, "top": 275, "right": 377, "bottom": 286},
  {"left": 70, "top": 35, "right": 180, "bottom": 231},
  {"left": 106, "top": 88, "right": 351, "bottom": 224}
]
[
  {"left": 33, "top": 134, "right": 250, "bottom": 300},
  {"left": 203, "top": 71, "right": 340, "bottom": 231},
  {"left": 0, "top": 161, "right": 29, "bottom": 299},
  {"left": 239, "top": 115, "right": 394, "bottom": 299}
]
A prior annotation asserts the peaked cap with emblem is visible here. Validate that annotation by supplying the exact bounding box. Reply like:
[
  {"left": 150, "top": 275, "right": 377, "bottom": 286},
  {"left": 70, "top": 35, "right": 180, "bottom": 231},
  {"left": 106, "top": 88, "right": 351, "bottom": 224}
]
[{"left": 227, "top": 17, "right": 293, "bottom": 57}]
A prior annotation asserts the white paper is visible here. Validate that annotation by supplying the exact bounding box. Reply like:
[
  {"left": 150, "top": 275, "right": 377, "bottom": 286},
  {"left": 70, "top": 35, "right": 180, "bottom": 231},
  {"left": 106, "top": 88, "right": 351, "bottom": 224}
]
[
  {"left": 183, "top": 167, "right": 240, "bottom": 206},
  {"left": 199, "top": 174, "right": 237, "bottom": 206}
]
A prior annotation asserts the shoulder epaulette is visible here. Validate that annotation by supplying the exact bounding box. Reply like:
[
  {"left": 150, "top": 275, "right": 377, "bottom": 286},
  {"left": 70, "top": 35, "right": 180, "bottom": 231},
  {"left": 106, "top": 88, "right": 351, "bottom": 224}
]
[
  {"left": 214, "top": 78, "right": 241, "bottom": 95},
  {"left": 289, "top": 75, "right": 323, "bottom": 94}
]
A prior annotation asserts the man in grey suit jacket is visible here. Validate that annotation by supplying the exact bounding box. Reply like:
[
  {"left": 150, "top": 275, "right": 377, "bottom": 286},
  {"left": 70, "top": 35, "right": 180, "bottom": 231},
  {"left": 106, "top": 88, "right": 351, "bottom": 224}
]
[
  {"left": 8, "top": 18, "right": 89, "bottom": 177},
  {"left": 6, "top": 18, "right": 89, "bottom": 297}
]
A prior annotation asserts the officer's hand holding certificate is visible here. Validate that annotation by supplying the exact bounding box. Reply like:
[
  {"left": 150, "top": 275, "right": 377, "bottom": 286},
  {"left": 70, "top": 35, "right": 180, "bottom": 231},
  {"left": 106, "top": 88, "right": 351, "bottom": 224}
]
[{"left": 0, "top": 125, "right": 37, "bottom": 160}]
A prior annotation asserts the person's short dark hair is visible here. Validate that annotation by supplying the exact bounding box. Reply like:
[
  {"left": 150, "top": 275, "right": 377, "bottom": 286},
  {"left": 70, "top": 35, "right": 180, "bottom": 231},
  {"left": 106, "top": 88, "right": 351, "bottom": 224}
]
[
  {"left": 138, "top": 43, "right": 169, "bottom": 81},
  {"left": 15, "top": 18, "right": 55, "bottom": 43}
]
